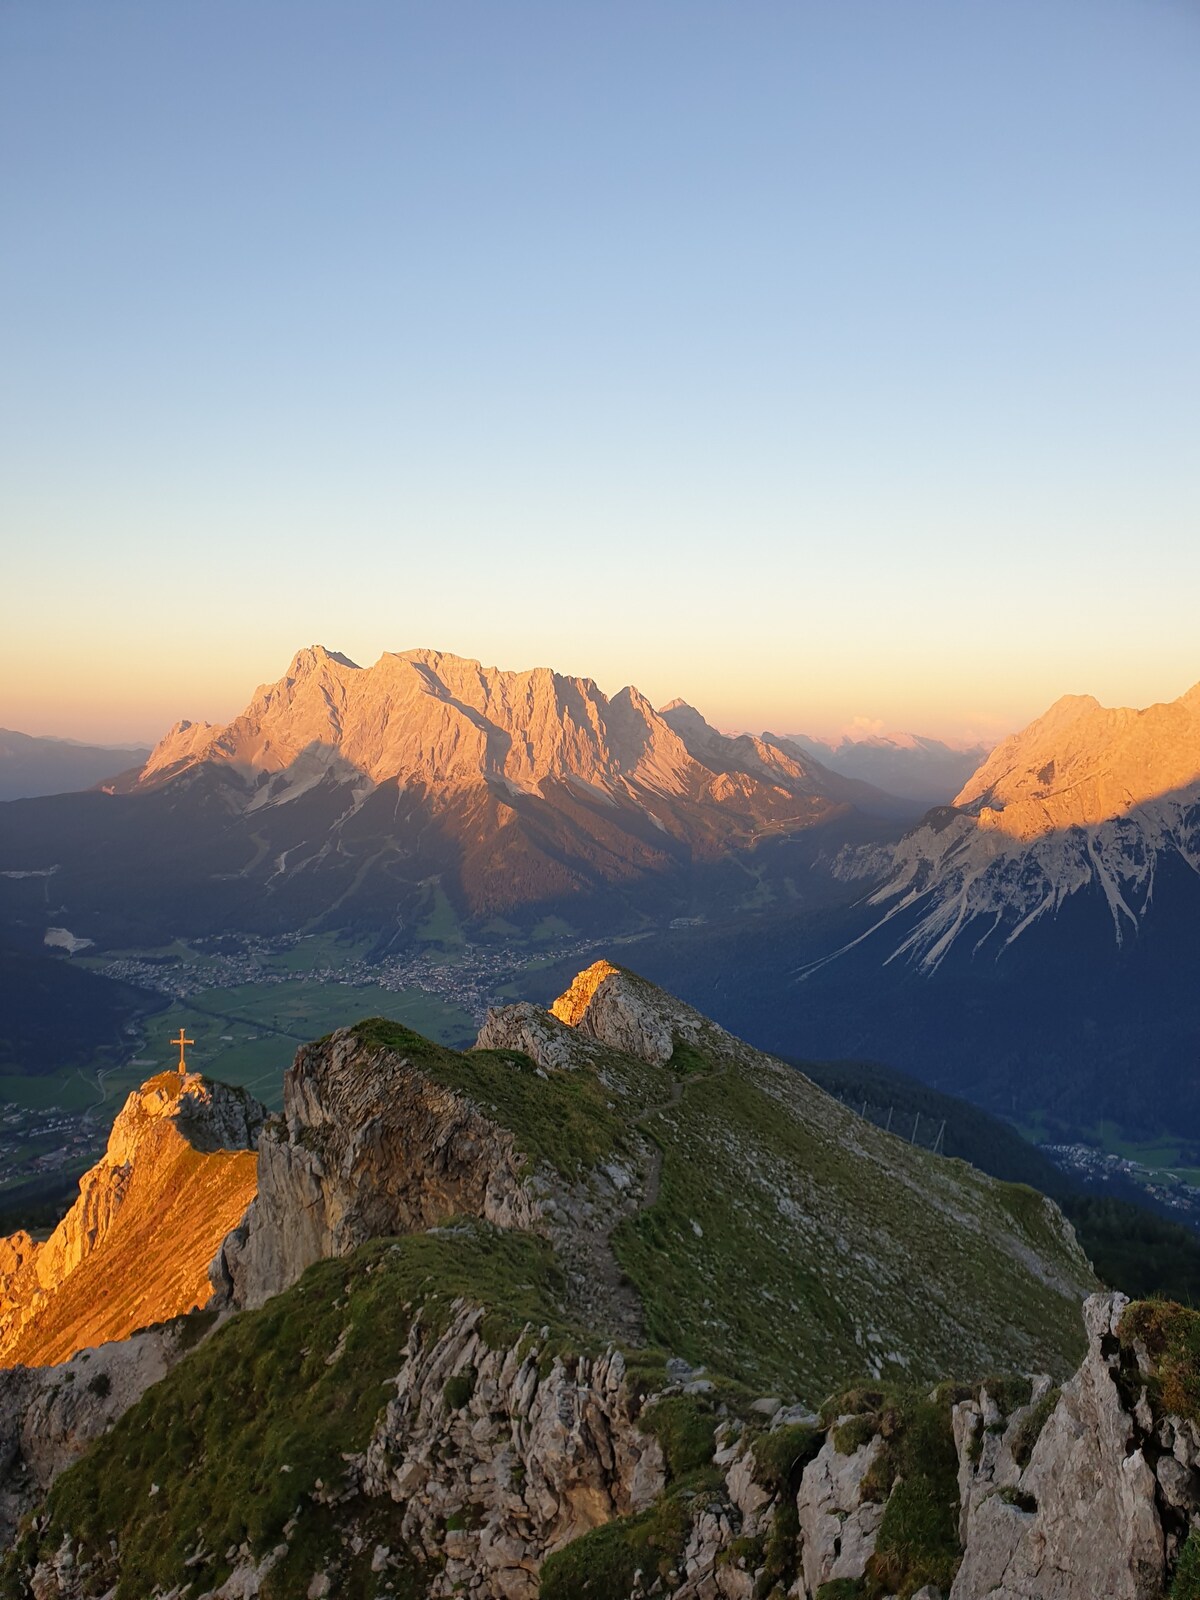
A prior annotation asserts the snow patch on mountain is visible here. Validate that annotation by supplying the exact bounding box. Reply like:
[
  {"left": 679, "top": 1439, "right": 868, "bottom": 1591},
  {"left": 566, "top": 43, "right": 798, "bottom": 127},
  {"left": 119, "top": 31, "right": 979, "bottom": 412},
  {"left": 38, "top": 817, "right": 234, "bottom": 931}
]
[{"left": 818, "top": 681, "right": 1200, "bottom": 972}]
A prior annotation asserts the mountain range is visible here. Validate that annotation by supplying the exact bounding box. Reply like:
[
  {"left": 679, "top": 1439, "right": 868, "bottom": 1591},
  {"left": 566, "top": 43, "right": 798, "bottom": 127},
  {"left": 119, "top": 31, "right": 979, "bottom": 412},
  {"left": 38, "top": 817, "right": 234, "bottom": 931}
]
[
  {"left": 0, "top": 730, "right": 150, "bottom": 803},
  {"left": 0, "top": 646, "right": 908, "bottom": 954},
  {"left": 4, "top": 648, "right": 1200, "bottom": 1148},
  {"left": 786, "top": 729, "right": 991, "bottom": 805}
]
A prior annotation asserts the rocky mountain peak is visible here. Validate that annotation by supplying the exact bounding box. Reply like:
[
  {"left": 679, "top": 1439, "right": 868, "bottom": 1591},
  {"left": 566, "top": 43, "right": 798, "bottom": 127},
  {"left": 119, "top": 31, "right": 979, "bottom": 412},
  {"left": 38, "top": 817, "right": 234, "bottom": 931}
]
[
  {"left": 288, "top": 643, "right": 361, "bottom": 674},
  {"left": 955, "top": 679, "right": 1200, "bottom": 838},
  {"left": 0, "top": 1071, "right": 261, "bottom": 1368},
  {"left": 826, "top": 674, "right": 1200, "bottom": 973},
  {"left": 548, "top": 958, "right": 709, "bottom": 1066}
]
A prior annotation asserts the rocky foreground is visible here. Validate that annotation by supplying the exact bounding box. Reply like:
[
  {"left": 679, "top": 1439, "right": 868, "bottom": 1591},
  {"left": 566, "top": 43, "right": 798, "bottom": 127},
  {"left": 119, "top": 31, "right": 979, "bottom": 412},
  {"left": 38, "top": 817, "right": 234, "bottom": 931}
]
[{"left": 0, "top": 963, "right": 1195, "bottom": 1597}]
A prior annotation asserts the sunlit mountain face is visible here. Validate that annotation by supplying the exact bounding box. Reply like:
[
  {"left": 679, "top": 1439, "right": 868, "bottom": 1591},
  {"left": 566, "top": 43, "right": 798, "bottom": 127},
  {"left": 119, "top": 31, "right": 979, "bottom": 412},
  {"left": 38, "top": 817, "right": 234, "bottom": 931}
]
[
  {"left": 574, "top": 681, "right": 1200, "bottom": 1150},
  {"left": 0, "top": 646, "right": 912, "bottom": 956}
]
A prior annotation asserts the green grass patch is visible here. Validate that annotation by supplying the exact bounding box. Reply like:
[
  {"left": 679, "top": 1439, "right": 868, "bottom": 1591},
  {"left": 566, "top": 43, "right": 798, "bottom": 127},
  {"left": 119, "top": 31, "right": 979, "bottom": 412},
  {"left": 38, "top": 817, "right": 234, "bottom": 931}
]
[
  {"left": 415, "top": 882, "right": 464, "bottom": 947},
  {"left": 750, "top": 1423, "right": 822, "bottom": 1492},
  {"left": 0, "top": 1072, "right": 99, "bottom": 1112},
  {"left": 861, "top": 1392, "right": 962, "bottom": 1599},
  {"left": 1172, "top": 1527, "right": 1200, "bottom": 1599},
  {"left": 610, "top": 1038, "right": 1089, "bottom": 1400},
  {"left": 538, "top": 1477, "right": 709, "bottom": 1600},
  {"left": 350, "top": 1018, "right": 666, "bottom": 1179},
  {"left": 638, "top": 1394, "right": 719, "bottom": 1479},
  {"left": 443, "top": 1367, "right": 477, "bottom": 1412},
  {"left": 24, "top": 1224, "right": 580, "bottom": 1600},
  {"left": 1119, "top": 1300, "right": 1200, "bottom": 1425},
  {"left": 1010, "top": 1387, "right": 1060, "bottom": 1468}
]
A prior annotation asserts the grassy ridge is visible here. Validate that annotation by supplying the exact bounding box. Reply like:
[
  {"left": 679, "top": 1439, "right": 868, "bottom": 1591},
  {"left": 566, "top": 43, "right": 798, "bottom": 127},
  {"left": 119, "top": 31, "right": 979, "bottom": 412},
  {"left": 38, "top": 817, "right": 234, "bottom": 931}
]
[
  {"left": 16, "top": 1225, "right": 577, "bottom": 1600},
  {"left": 803, "top": 1057, "right": 1200, "bottom": 1306}
]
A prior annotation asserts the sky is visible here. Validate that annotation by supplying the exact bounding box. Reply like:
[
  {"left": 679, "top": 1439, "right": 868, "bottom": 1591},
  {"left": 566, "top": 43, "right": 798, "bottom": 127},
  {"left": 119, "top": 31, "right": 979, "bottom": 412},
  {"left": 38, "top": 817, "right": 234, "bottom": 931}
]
[{"left": 2, "top": 0, "right": 1198, "bottom": 746}]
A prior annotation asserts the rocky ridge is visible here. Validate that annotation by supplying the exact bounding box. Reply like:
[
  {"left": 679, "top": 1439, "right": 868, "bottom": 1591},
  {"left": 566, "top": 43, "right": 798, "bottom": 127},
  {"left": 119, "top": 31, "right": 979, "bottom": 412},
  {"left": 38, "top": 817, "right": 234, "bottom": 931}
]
[
  {"left": 16, "top": 1280, "right": 1200, "bottom": 1599},
  {"left": 0, "top": 1071, "right": 261, "bottom": 1367},
  {"left": 1, "top": 962, "right": 1169, "bottom": 1600},
  {"left": 823, "top": 679, "right": 1200, "bottom": 970}
]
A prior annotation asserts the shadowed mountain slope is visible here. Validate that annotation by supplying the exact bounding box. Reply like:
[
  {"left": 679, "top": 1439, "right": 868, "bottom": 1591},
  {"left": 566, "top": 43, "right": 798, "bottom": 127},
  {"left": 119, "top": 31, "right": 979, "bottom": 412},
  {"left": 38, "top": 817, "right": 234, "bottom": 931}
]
[{"left": 0, "top": 646, "right": 907, "bottom": 950}]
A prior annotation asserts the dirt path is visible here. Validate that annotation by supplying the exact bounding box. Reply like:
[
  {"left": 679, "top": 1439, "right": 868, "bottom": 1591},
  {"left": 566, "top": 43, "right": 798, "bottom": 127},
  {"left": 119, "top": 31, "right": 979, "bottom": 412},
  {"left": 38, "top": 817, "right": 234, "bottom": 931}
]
[{"left": 558, "top": 1065, "right": 717, "bottom": 1347}]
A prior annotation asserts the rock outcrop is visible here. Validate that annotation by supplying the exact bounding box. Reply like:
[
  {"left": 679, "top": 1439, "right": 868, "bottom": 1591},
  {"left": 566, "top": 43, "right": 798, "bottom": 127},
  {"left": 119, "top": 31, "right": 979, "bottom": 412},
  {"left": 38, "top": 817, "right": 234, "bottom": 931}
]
[
  {"left": 357, "top": 1304, "right": 664, "bottom": 1599},
  {"left": 218, "top": 1030, "right": 540, "bottom": 1310},
  {"left": 948, "top": 1293, "right": 1178, "bottom": 1600},
  {"left": 0, "top": 1072, "right": 261, "bottom": 1367},
  {"left": 0, "top": 1315, "right": 206, "bottom": 1549}
]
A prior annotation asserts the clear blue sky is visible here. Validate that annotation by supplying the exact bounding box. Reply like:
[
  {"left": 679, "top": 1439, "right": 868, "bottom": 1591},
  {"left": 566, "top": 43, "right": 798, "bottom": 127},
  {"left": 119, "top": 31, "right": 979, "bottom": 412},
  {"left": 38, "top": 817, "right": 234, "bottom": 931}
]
[{"left": 2, "top": 0, "right": 1198, "bottom": 743}]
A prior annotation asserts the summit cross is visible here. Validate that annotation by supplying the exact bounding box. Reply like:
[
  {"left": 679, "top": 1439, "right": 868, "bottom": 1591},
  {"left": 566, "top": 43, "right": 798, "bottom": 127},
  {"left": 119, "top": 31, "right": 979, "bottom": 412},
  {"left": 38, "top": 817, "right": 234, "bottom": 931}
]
[{"left": 171, "top": 1029, "right": 194, "bottom": 1074}]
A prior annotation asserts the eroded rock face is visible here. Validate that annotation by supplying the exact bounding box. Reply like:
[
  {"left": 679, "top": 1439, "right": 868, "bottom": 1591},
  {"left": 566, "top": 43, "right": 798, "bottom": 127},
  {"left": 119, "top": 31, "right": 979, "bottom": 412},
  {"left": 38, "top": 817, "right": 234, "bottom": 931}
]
[
  {"left": 358, "top": 1303, "right": 664, "bottom": 1599},
  {"left": 474, "top": 1001, "right": 601, "bottom": 1071},
  {"left": 0, "top": 1317, "right": 206, "bottom": 1549},
  {"left": 796, "top": 1429, "right": 886, "bottom": 1594},
  {"left": 549, "top": 959, "right": 711, "bottom": 1066},
  {"left": 950, "top": 1293, "right": 1168, "bottom": 1600},
  {"left": 0, "top": 1073, "right": 261, "bottom": 1368},
  {"left": 219, "top": 1030, "right": 541, "bottom": 1310}
]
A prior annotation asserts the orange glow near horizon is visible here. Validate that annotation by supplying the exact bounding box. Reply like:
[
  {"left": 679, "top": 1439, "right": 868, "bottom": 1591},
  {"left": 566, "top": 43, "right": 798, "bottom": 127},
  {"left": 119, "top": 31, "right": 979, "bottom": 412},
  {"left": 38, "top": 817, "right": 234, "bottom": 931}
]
[{"left": 2, "top": 635, "right": 1196, "bottom": 754}]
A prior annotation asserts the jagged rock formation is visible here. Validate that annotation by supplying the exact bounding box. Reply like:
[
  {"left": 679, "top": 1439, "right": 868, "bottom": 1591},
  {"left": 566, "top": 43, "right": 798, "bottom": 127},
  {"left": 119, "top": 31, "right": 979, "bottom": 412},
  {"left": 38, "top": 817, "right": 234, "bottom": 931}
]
[
  {"left": 827, "top": 679, "right": 1200, "bottom": 970},
  {"left": 0, "top": 1072, "right": 261, "bottom": 1367},
  {"left": 0, "top": 645, "right": 908, "bottom": 957},
  {"left": 18, "top": 1282, "right": 1200, "bottom": 1600},
  {"left": 357, "top": 1304, "right": 665, "bottom": 1598},
  {"left": 0, "top": 1315, "right": 206, "bottom": 1550},
  {"left": 217, "top": 1028, "right": 539, "bottom": 1311}
]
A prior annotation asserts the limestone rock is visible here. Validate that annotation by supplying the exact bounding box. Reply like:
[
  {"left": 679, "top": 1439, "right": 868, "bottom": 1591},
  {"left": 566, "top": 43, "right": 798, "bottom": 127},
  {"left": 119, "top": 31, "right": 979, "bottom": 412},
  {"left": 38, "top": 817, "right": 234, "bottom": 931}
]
[
  {"left": 474, "top": 1001, "right": 599, "bottom": 1071},
  {"left": 950, "top": 1293, "right": 1166, "bottom": 1600},
  {"left": 220, "top": 1029, "right": 540, "bottom": 1310},
  {"left": 0, "top": 1316, "right": 207, "bottom": 1548},
  {"left": 796, "top": 1427, "right": 886, "bottom": 1595},
  {"left": 549, "top": 959, "right": 717, "bottom": 1067},
  {"left": 0, "top": 1072, "right": 261, "bottom": 1368}
]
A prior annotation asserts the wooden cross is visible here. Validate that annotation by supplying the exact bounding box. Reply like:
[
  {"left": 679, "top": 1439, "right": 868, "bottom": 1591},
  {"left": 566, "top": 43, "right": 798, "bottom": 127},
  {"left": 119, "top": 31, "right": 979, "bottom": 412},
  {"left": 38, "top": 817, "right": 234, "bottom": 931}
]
[{"left": 171, "top": 1028, "right": 194, "bottom": 1073}]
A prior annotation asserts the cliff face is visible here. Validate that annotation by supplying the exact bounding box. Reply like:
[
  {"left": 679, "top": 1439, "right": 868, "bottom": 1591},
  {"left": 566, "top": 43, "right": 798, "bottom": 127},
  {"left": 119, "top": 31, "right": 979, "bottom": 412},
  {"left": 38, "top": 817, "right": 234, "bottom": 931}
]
[
  {"left": 20, "top": 1284, "right": 1200, "bottom": 1600},
  {"left": 217, "top": 1028, "right": 540, "bottom": 1311},
  {"left": 0, "top": 1315, "right": 204, "bottom": 1551},
  {"left": 0, "top": 1072, "right": 262, "bottom": 1368}
]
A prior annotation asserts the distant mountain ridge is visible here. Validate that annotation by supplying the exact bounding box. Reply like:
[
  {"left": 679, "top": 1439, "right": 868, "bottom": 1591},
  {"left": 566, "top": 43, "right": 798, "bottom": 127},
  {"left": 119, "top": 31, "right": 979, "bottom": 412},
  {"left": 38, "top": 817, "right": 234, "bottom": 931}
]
[
  {"left": 787, "top": 728, "right": 991, "bottom": 804},
  {"left": 0, "top": 730, "right": 150, "bottom": 802},
  {"left": 829, "top": 680, "right": 1200, "bottom": 969}
]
